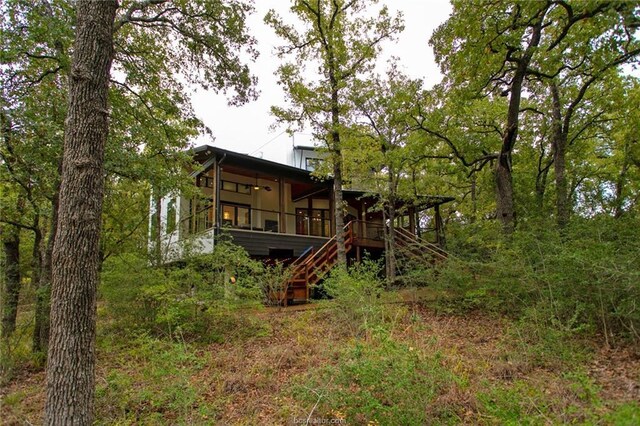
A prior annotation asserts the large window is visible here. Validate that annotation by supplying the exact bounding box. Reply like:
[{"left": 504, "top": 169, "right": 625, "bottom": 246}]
[
  {"left": 296, "top": 208, "right": 330, "bottom": 237},
  {"left": 221, "top": 203, "right": 250, "bottom": 228}
]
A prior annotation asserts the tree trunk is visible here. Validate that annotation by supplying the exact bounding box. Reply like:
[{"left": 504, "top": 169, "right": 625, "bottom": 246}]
[
  {"left": 30, "top": 222, "right": 44, "bottom": 351},
  {"left": 550, "top": 82, "right": 570, "bottom": 229},
  {"left": 33, "top": 191, "right": 58, "bottom": 354},
  {"left": 44, "top": 1, "right": 117, "bottom": 424},
  {"left": 495, "top": 18, "right": 544, "bottom": 234},
  {"left": 153, "top": 194, "right": 162, "bottom": 265},
  {"left": 333, "top": 155, "right": 346, "bottom": 266},
  {"left": 435, "top": 204, "right": 446, "bottom": 249},
  {"left": 2, "top": 227, "right": 21, "bottom": 338},
  {"left": 384, "top": 169, "right": 397, "bottom": 283},
  {"left": 495, "top": 155, "right": 515, "bottom": 233},
  {"left": 329, "top": 67, "right": 346, "bottom": 267},
  {"left": 614, "top": 156, "right": 629, "bottom": 218},
  {"left": 386, "top": 202, "right": 397, "bottom": 283},
  {"left": 535, "top": 157, "right": 551, "bottom": 212},
  {"left": 470, "top": 174, "right": 477, "bottom": 223}
]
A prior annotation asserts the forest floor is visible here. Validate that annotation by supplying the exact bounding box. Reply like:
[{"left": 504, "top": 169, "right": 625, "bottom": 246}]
[{"left": 2, "top": 293, "right": 639, "bottom": 425}]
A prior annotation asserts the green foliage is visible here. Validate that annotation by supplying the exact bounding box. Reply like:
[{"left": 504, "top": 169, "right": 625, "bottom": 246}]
[
  {"left": 605, "top": 403, "right": 640, "bottom": 425},
  {"left": 295, "top": 334, "right": 456, "bottom": 425},
  {"left": 322, "top": 259, "right": 400, "bottom": 335},
  {"left": 100, "top": 239, "right": 266, "bottom": 342},
  {"left": 435, "top": 216, "right": 640, "bottom": 345},
  {"left": 474, "top": 371, "right": 636, "bottom": 424},
  {"left": 95, "top": 334, "right": 209, "bottom": 424}
]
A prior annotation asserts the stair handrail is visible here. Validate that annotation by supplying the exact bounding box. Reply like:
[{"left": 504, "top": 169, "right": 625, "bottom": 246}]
[
  {"left": 290, "top": 245, "right": 314, "bottom": 268},
  {"left": 287, "top": 220, "right": 355, "bottom": 289},
  {"left": 393, "top": 227, "right": 450, "bottom": 260}
]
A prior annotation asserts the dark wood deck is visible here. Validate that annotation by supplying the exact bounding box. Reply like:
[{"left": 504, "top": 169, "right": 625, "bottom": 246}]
[{"left": 227, "top": 229, "right": 329, "bottom": 257}]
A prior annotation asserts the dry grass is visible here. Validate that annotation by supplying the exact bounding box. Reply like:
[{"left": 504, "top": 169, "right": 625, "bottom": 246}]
[{"left": 2, "top": 299, "right": 639, "bottom": 424}]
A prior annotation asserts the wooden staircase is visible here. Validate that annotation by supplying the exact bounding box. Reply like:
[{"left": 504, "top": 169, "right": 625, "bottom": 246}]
[
  {"left": 276, "top": 221, "right": 448, "bottom": 305},
  {"left": 280, "top": 221, "right": 354, "bottom": 305},
  {"left": 393, "top": 227, "right": 448, "bottom": 263}
]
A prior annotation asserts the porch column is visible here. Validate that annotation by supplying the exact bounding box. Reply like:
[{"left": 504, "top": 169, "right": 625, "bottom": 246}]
[
  {"left": 408, "top": 206, "right": 416, "bottom": 234},
  {"left": 279, "top": 178, "right": 286, "bottom": 233},
  {"left": 435, "top": 204, "right": 445, "bottom": 248},
  {"left": 214, "top": 162, "right": 219, "bottom": 229},
  {"left": 329, "top": 191, "right": 335, "bottom": 235},
  {"left": 357, "top": 201, "right": 363, "bottom": 239},
  {"left": 215, "top": 154, "right": 225, "bottom": 232}
]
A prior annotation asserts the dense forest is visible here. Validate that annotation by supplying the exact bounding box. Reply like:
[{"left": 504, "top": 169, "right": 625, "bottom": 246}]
[{"left": 2, "top": 0, "right": 639, "bottom": 424}]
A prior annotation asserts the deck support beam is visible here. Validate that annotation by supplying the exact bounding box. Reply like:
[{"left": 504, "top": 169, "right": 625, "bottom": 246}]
[{"left": 279, "top": 178, "right": 286, "bottom": 233}]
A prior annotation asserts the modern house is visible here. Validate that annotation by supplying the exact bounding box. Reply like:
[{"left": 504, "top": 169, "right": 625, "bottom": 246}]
[{"left": 152, "top": 144, "right": 453, "bottom": 303}]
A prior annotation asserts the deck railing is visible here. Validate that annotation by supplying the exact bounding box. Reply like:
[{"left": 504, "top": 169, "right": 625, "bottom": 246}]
[{"left": 178, "top": 204, "right": 334, "bottom": 238}]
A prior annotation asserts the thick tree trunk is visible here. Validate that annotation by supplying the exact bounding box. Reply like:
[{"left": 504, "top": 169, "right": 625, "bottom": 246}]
[
  {"left": 495, "top": 153, "right": 515, "bottom": 233},
  {"left": 550, "top": 83, "right": 570, "bottom": 229},
  {"left": 44, "top": 1, "right": 117, "bottom": 424},
  {"left": 2, "top": 228, "right": 21, "bottom": 338},
  {"left": 333, "top": 155, "right": 346, "bottom": 266},
  {"left": 495, "top": 18, "right": 543, "bottom": 234},
  {"left": 329, "top": 70, "right": 346, "bottom": 267}
]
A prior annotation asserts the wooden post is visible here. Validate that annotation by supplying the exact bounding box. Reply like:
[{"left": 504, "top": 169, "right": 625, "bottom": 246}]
[
  {"left": 435, "top": 204, "right": 445, "bottom": 248},
  {"left": 279, "top": 178, "right": 286, "bottom": 233},
  {"left": 408, "top": 206, "right": 416, "bottom": 234},
  {"left": 328, "top": 194, "right": 335, "bottom": 236}
]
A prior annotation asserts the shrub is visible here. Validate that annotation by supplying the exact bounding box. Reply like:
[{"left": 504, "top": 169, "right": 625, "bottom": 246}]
[
  {"left": 294, "top": 334, "right": 457, "bottom": 425},
  {"left": 100, "top": 238, "right": 266, "bottom": 341},
  {"left": 322, "top": 259, "right": 402, "bottom": 336},
  {"left": 433, "top": 216, "right": 640, "bottom": 345}
]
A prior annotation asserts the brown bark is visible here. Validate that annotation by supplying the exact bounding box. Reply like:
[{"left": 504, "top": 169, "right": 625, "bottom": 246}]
[
  {"left": 329, "top": 67, "right": 346, "bottom": 267},
  {"left": 153, "top": 194, "right": 162, "bottom": 265},
  {"left": 470, "top": 175, "right": 477, "bottom": 223},
  {"left": 385, "top": 204, "right": 397, "bottom": 283},
  {"left": 44, "top": 1, "right": 117, "bottom": 424},
  {"left": 33, "top": 189, "right": 58, "bottom": 354},
  {"left": 535, "top": 149, "right": 552, "bottom": 212},
  {"left": 550, "top": 82, "right": 570, "bottom": 229},
  {"left": 495, "top": 17, "right": 544, "bottom": 234},
  {"left": 614, "top": 153, "right": 630, "bottom": 219},
  {"left": 2, "top": 227, "right": 21, "bottom": 338},
  {"left": 333, "top": 153, "right": 346, "bottom": 266},
  {"left": 30, "top": 223, "right": 44, "bottom": 351},
  {"left": 384, "top": 171, "right": 397, "bottom": 283},
  {"left": 435, "top": 204, "right": 446, "bottom": 249}
]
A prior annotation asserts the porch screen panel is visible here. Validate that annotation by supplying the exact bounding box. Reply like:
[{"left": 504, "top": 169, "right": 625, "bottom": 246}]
[
  {"left": 296, "top": 209, "right": 308, "bottom": 235},
  {"left": 237, "top": 206, "right": 250, "bottom": 227}
]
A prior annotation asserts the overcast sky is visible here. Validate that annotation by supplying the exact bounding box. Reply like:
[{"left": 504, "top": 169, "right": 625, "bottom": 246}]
[{"left": 190, "top": 0, "right": 453, "bottom": 164}]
